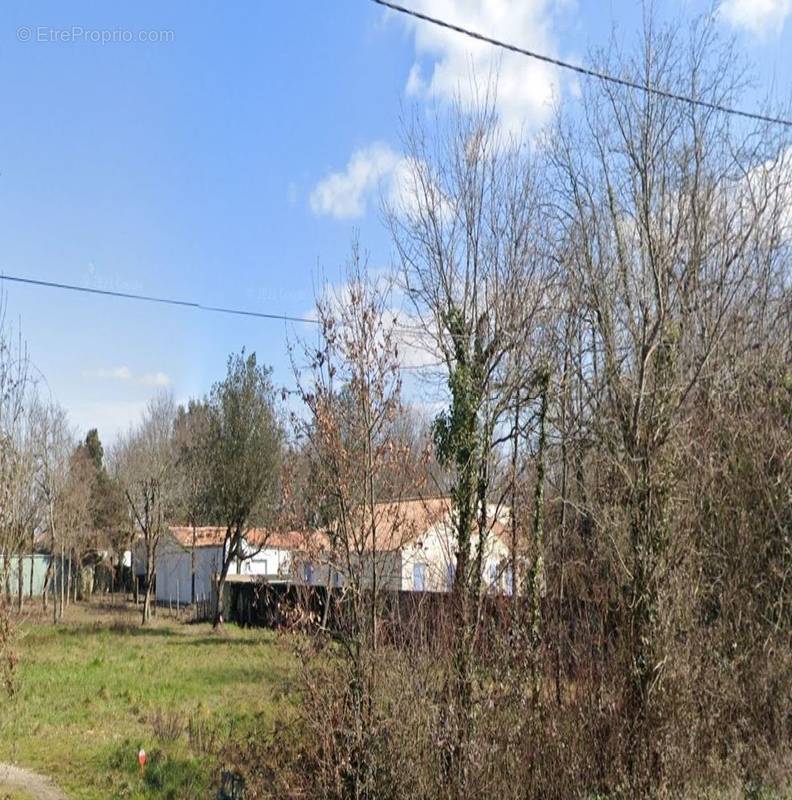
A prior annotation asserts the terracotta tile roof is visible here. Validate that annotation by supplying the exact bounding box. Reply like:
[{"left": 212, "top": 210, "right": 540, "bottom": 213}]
[
  {"left": 354, "top": 497, "right": 452, "bottom": 551},
  {"left": 166, "top": 526, "right": 329, "bottom": 552},
  {"left": 167, "top": 526, "right": 227, "bottom": 549},
  {"left": 167, "top": 500, "right": 505, "bottom": 555},
  {"left": 358, "top": 498, "right": 511, "bottom": 552},
  {"left": 264, "top": 529, "right": 331, "bottom": 552}
]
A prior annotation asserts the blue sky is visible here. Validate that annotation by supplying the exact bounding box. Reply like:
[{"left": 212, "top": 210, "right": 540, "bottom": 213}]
[{"left": 1, "top": 0, "right": 790, "bottom": 443}]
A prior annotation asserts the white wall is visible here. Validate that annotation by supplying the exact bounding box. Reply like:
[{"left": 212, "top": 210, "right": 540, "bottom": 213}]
[
  {"left": 296, "top": 515, "right": 512, "bottom": 596},
  {"left": 291, "top": 553, "right": 332, "bottom": 586},
  {"left": 155, "top": 539, "right": 222, "bottom": 606},
  {"left": 296, "top": 551, "right": 402, "bottom": 590},
  {"left": 400, "top": 518, "right": 511, "bottom": 594},
  {"left": 233, "top": 545, "right": 291, "bottom": 578}
]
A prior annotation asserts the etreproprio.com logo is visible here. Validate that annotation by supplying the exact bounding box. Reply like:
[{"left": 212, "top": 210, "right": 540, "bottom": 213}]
[{"left": 17, "top": 26, "right": 175, "bottom": 44}]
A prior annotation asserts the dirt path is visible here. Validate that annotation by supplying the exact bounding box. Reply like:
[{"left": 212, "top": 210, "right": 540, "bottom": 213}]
[{"left": 0, "top": 763, "right": 67, "bottom": 799}]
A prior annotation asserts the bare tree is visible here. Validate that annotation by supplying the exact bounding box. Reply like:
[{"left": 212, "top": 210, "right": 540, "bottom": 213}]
[
  {"left": 386, "top": 93, "right": 556, "bottom": 796},
  {"left": 113, "top": 394, "right": 177, "bottom": 625},
  {"left": 245, "top": 16, "right": 792, "bottom": 800},
  {"left": 31, "top": 400, "right": 75, "bottom": 622},
  {"left": 292, "top": 242, "right": 430, "bottom": 799},
  {"left": 3, "top": 407, "right": 39, "bottom": 612},
  {"left": 0, "top": 296, "right": 32, "bottom": 693},
  {"left": 547, "top": 13, "right": 792, "bottom": 790}
]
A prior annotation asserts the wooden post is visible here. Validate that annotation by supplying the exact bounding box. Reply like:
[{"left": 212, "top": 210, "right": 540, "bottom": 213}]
[
  {"left": 17, "top": 555, "right": 24, "bottom": 612},
  {"left": 29, "top": 535, "right": 35, "bottom": 600}
]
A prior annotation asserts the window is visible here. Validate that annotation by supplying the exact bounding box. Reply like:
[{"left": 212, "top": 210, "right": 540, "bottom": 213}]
[
  {"left": 303, "top": 562, "right": 314, "bottom": 584},
  {"left": 505, "top": 567, "right": 514, "bottom": 597},
  {"left": 446, "top": 563, "right": 455, "bottom": 590},
  {"left": 413, "top": 562, "right": 426, "bottom": 592},
  {"left": 489, "top": 563, "right": 499, "bottom": 586}
]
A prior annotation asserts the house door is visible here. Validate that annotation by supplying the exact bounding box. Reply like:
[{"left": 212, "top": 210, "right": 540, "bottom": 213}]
[{"left": 413, "top": 563, "right": 426, "bottom": 592}]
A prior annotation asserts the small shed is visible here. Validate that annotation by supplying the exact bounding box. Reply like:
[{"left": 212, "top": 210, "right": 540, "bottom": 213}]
[
  {"left": 0, "top": 554, "right": 51, "bottom": 597},
  {"left": 154, "top": 526, "right": 310, "bottom": 607}
]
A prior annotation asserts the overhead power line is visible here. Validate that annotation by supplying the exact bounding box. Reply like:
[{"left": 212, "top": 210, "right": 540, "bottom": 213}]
[
  {"left": 0, "top": 272, "right": 319, "bottom": 325},
  {"left": 0, "top": 271, "right": 441, "bottom": 371},
  {"left": 371, "top": 0, "right": 792, "bottom": 129}
]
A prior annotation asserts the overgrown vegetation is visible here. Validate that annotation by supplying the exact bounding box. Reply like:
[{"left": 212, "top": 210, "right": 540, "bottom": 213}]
[{"left": 246, "top": 12, "right": 792, "bottom": 800}]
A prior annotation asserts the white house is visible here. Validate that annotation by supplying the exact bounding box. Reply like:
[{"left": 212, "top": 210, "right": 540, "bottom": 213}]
[
  {"left": 154, "top": 526, "right": 310, "bottom": 606},
  {"left": 152, "top": 503, "right": 514, "bottom": 605},
  {"left": 303, "top": 498, "right": 514, "bottom": 595},
  {"left": 397, "top": 499, "right": 513, "bottom": 594}
]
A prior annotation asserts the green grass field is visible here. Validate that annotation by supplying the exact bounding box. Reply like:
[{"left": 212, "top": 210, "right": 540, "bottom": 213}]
[{"left": 0, "top": 603, "right": 296, "bottom": 799}]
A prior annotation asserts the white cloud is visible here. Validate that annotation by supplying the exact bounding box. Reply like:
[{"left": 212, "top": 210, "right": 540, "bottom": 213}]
[
  {"left": 309, "top": 142, "right": 412, "bottom": 219},
  {"left": 312, "top": 3, "right": 575, "bottom": 222},
  {"left": 395, "top": 318, "right": 445, "bottom": 371},
  {"left": 720, "top": 0, "right": 792, "bottom": 36},
  {"left": 309, "top": 274, "right": 444, "bottom": 372},
  {"left": 391, "top": 0, "right": 574, "bottom": 135},
  {"left": 83, "top": 365, "right": 171, "bottom": 387},
  {"left": 140, "top": 371, "right": 171, "bottom": 387},
  {"left": 310, "top": 143, "right": 438, "bottom": 221},
  {"left": 103, "top": 366, "right": 132, "bottom": 381}
]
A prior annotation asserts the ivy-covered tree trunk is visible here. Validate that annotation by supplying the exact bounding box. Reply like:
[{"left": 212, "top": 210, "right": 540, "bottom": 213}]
[
  {"left": 432, "top": 308, "right": 488, "bottom": 800},
  {"left": 622, "top": 334, "right": 677, "bottom": 792},
  {"left": 528, "top": 368, "right": 549, "bottom": 706}
]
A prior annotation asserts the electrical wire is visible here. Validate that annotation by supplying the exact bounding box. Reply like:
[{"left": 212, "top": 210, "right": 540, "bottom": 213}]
[
  {"left": 0, "top": 272, "right": 318, "bottom": 325},
  {"left": 0, "top": 272, "right": 438, "bottom": 370},
  {"left": 371, "top": 0, "right": 792, "bottom": 128}
]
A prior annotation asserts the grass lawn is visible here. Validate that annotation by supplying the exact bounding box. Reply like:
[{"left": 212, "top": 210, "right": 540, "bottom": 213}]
[{"left": 0, "top": 602, "right": 296, "bottom": 799}]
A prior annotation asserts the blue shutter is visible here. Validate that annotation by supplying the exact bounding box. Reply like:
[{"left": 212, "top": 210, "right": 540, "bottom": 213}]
[{"left": 413, "top": 563, "right": 426, "bottom": 592}]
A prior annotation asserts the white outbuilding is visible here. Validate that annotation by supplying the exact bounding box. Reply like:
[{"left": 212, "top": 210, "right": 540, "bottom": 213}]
[{"left": 154, "top": 526, "right": 304, "bottom": 607}]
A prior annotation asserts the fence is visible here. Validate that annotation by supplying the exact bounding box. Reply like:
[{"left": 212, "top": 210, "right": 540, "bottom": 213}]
[
  {"left": 220, "top": 579, "right": 521, "bottom": 645},
  {"left": 0, "top": 554, "right": 52, "bottom": 597}
]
